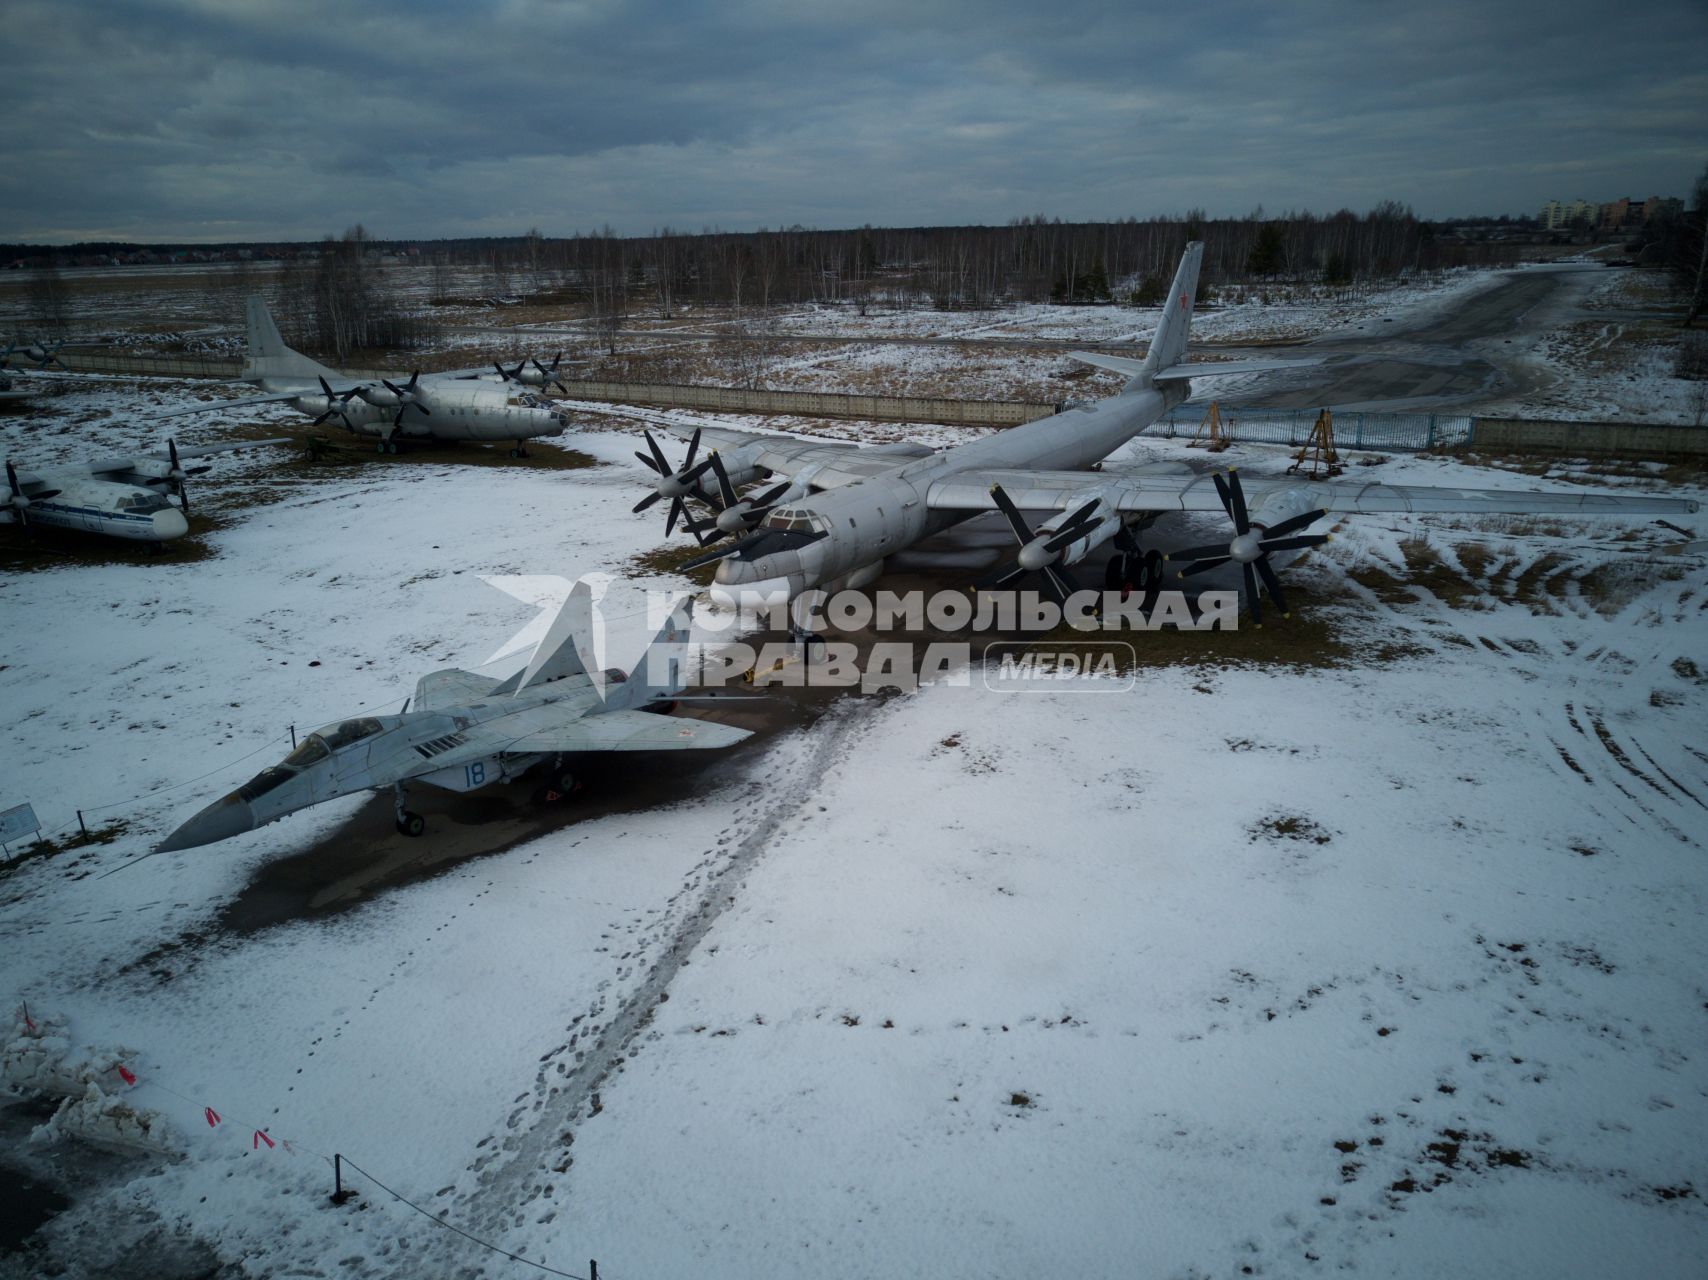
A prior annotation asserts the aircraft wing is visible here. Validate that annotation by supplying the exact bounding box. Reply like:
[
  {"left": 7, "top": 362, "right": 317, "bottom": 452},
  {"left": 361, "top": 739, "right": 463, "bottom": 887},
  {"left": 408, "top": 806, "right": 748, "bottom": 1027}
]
[
  {"left": 429, "top": 702, "right": 752, "bottom": 764},
  {"left": 85, "top": 438, "right": 292, "bottom": 476},
  {"left": 648, "top": 421, "right": 860, "bottom": 478},
  {"left": 926, "top": 467, "right": 1702, "bottom": 518},
  {"left": 147, "top": 391, "right": 314, "bottom": 421}
]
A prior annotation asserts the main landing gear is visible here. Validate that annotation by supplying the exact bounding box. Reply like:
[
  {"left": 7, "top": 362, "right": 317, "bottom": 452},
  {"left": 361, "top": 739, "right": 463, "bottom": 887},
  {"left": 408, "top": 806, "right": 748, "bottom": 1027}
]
[
  {"left": 1105, "top": 544, "right": 1164, "bottom": 605},
  {"left": 508, "top": 440, "right": 531, "bottom": 459},
  {"left": 531, "top": 758, "right": 579, "bottom": 805},
  {"left": 393, "top": 783, "right": 425, "bottom": 837},
  {"left": 376, "top": 437, "right": 400, "bottom": 454}
]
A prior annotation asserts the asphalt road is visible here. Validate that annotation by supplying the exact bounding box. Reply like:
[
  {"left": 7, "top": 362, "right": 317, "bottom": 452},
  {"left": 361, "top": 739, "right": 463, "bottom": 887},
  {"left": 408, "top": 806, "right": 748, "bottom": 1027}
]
[{"left": 1231, "top": 263, "right": 1601, "bottom": 412}]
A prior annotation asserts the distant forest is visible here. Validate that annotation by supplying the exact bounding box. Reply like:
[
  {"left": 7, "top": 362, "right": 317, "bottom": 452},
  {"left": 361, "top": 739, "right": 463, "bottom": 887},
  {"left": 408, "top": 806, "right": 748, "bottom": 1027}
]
[{"left": 10, "top": 199, "right": 1702, "bottom": 361}]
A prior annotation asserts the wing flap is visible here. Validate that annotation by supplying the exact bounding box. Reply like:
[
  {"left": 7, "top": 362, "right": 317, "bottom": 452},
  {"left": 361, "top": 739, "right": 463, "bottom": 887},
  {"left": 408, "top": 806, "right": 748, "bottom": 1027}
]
[{"left": 927, "top": 468, "right": 1701, "bottom": 518}]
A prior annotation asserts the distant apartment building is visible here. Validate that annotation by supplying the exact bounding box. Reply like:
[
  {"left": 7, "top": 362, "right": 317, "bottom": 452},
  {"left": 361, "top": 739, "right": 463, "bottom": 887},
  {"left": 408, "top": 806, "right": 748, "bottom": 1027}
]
[
  {"left": 1538, "top": 198, "right": 1598, "bottom": 230},
  {"left": 1540, "top": 194, "right": 1681, "bottom": 234}
]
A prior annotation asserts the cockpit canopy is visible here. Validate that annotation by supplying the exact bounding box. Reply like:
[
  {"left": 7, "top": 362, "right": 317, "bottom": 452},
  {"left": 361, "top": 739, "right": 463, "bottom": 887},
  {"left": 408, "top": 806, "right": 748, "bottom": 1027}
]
[
  {"left": 239, "top": 718, "right": 386, "bottom": 800},
  {"left": 118, "top": 493, "right": 173, "bottom": 514},
  {"left": 761, "top": 508, "right": 829, "bottom": 534}
]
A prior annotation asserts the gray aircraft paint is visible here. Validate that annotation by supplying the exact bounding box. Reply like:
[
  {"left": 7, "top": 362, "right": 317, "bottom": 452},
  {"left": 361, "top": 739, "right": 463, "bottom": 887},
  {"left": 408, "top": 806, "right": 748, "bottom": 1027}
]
[
  {"left": 157, "top": 583, "right": 749, "bottom": 852},
  {"left": 647, "top": 244, "right": 1698, "bottom": 603}
]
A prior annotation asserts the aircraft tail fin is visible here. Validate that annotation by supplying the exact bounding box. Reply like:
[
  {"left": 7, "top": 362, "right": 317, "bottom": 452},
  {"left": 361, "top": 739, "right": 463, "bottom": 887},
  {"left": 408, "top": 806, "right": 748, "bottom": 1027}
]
[
  {"left": 242, "top": 295, "right": 340, "bottom": 383},
  {"left": 1138, "top": 241, "right": 1202, "bottom": 380},
  {"left": 494, "top": 579, "right": 596, "bottom": 696},
  {"left": 608, "top": 597, "right": 695, "bottom": 709}
]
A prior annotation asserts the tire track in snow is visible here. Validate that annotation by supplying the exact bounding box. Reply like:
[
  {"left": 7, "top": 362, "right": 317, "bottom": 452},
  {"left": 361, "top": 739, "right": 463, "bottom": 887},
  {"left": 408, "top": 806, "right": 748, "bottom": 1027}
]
[{"left": 462, "top": 699, "right": 871, "bottom": 1233}]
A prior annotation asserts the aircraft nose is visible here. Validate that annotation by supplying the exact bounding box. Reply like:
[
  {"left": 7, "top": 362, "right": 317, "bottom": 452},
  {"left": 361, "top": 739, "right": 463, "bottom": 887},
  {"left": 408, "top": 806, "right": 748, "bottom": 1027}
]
[
  {"left": 156, "top": 793, "right": 256, "bottom": 852},
  {"left": 152, "top": 508, "right": 190, "bottom": 540}
]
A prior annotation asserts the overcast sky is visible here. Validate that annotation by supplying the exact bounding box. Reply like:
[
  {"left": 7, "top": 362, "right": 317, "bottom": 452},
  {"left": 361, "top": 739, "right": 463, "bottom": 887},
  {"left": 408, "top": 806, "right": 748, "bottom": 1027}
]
[{"left": 2, "top": 0, "right": 1703, "bottom": 244}]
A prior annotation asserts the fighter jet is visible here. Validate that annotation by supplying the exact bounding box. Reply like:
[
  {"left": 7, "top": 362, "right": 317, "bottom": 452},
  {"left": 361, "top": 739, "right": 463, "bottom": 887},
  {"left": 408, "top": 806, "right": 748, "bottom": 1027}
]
[
  {"left": 156, "top": 583, "right": 750, "bottom": 851},
  {"left": 635, "top": 243, "right": 1701, "bottom": 622},
  {"left": 150, "top": 298, "right": 574, "bottom": 457},
  {"left": 3, "top": 437, "right": 287, "bottom": 542}
]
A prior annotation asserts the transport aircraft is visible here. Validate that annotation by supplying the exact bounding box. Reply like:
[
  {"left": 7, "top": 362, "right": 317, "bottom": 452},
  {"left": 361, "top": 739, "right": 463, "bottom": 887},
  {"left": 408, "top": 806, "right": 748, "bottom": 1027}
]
[
  {"left": 151, "top": 298, "right": 573, "bottom": 457},
  {"left": 157, "top": 582, "right": 750, "bottom": 849},
  {"left": 2, "top": 437, "right": 285, "bottom": 542},
  {"left": 632, "top": 243, "right": 1700, "bottom": 622}
]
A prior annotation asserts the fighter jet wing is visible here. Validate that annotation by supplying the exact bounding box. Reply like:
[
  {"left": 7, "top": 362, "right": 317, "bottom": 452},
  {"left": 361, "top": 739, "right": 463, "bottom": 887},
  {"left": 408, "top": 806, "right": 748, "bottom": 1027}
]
[
  {"left": 431, "top": 702, "right": 752, "bottom": 763},
  {"left": 925, "top": 468, "right": 1702, "bottom": 518}
]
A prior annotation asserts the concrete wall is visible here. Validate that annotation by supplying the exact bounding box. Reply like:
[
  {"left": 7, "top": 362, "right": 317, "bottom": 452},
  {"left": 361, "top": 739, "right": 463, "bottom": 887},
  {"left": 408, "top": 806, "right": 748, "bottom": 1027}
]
[
  {"left": 1470, "top": 416, "right": 1708, "bottom": 459},
  {"left": 557, "top": 379, "right": 1058, "bottom": 427}
]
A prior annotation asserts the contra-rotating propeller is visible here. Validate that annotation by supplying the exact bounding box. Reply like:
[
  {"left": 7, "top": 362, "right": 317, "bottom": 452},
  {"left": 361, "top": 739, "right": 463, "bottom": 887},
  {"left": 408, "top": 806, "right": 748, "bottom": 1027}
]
[
  {"left": 975, "top": 484, "right": 1105, "bottom": 607},
  {"left": 5, "top": 460, "right": 60, "bottom": 528},
  {"left": 1163, "top": 469, "right": 1328, "bottom": 625},
  {"left": 633, "top": 428, "right": 716, "bottom": 536},
  {"left": 681, "top": 453, "right": 791, "bottom": 545}
]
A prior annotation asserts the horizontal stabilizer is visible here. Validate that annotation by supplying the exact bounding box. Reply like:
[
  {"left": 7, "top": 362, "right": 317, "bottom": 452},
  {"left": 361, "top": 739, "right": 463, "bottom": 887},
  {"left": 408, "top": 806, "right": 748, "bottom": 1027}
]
[
  {"left": 1150, "top": 357, "right": 1323, "bottom": 382},
  {"left": 1067, "top": 352, "right": 1149, "bottom": 379}
]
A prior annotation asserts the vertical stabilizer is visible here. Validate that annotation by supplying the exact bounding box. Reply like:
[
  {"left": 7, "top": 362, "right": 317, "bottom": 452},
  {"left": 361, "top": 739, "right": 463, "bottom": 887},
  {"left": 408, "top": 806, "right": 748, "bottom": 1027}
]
[
  {"left": 604, "top": 598, "right": 695, "bottom": 710},
  {"left": 501, "top": 580, "right": 595, "bottom": 694},
  {"left": 1139, "top": 241, "right": 1203, "bottom": 377},
  {"left": 241, "top": 295, "right": 340, "bottom": 384}
]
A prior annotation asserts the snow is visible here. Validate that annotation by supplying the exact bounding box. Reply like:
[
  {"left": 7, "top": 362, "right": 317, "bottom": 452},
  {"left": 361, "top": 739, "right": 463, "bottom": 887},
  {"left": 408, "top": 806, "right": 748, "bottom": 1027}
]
[{"left": 2, "top": 339, "right": 1706, "bottom": 1277}]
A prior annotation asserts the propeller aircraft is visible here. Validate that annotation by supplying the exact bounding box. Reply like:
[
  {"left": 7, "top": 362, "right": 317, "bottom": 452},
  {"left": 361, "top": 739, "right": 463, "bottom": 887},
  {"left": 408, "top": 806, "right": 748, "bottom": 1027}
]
[
  {"left": 2, "top": 437, "right": 287, "bottom": 543},
  {"left": 151, "top": 298, "right": 575, "bottom": 457},
  {"left": 629, "top": 243, "right": 1700, "bottom": 624}
]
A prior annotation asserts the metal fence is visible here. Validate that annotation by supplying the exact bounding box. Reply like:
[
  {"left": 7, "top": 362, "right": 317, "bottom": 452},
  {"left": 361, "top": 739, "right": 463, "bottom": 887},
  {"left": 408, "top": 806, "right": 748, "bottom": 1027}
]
[{"left": 1153, "top": 405, "right": 1472, "bottom": 452}]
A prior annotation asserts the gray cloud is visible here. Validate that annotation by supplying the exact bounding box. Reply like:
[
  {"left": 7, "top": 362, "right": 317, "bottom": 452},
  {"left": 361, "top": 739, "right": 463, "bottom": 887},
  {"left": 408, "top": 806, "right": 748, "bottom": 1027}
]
[{"left": 1, "top": 0, "right": 1703, "bottom": 241}]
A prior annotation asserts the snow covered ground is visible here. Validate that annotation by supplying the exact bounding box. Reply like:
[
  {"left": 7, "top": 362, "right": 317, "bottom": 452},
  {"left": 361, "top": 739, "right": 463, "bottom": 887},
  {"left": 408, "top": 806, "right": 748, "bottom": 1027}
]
[{"left": 2, "top": 368, "right": 1705, "bottom": 1279}]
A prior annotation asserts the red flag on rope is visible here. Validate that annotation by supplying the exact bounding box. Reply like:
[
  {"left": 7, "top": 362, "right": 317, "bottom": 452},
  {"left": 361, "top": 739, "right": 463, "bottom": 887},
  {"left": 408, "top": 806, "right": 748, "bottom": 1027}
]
[
  {"left": 204, "top": 1107, "right": 221, "bottom": 1127},
  {"left": 117, "top": 1065, "right": 137, "bottom": 1085},
  {"left": 253, "top": 1130, "right": 274, "bottom": 1150}
]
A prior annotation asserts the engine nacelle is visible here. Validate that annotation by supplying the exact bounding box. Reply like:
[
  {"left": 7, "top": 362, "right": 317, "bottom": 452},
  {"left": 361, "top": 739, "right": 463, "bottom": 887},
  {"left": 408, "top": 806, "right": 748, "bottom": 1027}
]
[
  {"left": 1247, "top": 486, "right": 1320, "bottom": 534},
  {"left": 1037, "top": 507, "right": 1123, "bottom": 567}
]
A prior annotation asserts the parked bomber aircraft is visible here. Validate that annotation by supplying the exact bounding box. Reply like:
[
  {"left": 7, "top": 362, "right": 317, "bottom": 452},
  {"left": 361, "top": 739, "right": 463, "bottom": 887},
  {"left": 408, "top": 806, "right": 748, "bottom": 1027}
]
[
  {"left": 156, "top": 582, "right": 750, "bottom": 851},
  {"left": 635, "top": 243, "right": 1701, "bottom": 622},
  {"left": 150, "top": 298, "right": 573, "bottom": 456},
  {"left": 3, "top": 437, "right": 286, "bottom": 542}
]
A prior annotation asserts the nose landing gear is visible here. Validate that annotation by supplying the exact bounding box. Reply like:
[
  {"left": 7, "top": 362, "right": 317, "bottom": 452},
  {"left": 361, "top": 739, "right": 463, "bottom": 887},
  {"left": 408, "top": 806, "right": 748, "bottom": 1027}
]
[{"left": 393, "top": 783, "right": 425, "bottom": 837}]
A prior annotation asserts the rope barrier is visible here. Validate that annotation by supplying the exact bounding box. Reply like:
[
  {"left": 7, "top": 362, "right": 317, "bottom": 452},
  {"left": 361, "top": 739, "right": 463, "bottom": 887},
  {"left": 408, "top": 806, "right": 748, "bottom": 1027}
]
[{"left": 338, "top": 1157, "right": 591, "bottom": 1280}]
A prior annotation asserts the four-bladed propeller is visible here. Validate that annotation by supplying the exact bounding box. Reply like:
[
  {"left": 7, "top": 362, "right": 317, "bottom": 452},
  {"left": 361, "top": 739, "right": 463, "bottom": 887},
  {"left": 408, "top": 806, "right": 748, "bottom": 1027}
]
[
  {"left": 310, "top": 376, "right": 360, "bottom": 431},
  {"left": 1163, "top": 469, "right": 1328, "bottom": 625},
  {"left": 354, "top": 371, "right": 431, "bottom": 428},
  {"left": 496, "top": 354, "right": 568, "bottom": 393},
  {"left": 5, "top": 460, "right": 61, "bottom": 528},
  {"left": 633, "top": 429, "right": 716, "bottom": 536},
  {"left": 682, "top": 453, "right": 791, "bottom": 544},
  {"left": 975, "top": 484, "right": 1104, "bottom": 607},
  {"left": 163, "top": 438, "right": 210, "bottom": 513}
]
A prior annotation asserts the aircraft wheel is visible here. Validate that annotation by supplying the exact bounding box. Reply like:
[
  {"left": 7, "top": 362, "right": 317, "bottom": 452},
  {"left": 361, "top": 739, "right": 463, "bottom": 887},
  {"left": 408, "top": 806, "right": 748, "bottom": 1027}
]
[
  {"left": 1104, "top": 552, "right": 1131, "bottom": 592},
  {"left": 388, "top": 441, "right": 401, "bottom": 455},
  {"left": 396, "top": 811, "right": 426, "bottom": 837},
  {"left": 555, "top": 771, "right": 577, "bottom": 794}
]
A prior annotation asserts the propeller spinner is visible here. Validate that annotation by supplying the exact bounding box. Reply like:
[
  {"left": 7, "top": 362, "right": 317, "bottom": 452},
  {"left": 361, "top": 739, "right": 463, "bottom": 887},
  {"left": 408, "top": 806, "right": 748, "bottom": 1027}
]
[
  {"left": 975, "top": 485, "right": 1106, "bottom": 607},
  {"left": 1164, "top": 470, "right": 1328, "bottom": 625},
  {"left": 633, "top": 429, "right": 716, "bottom": 537}
]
